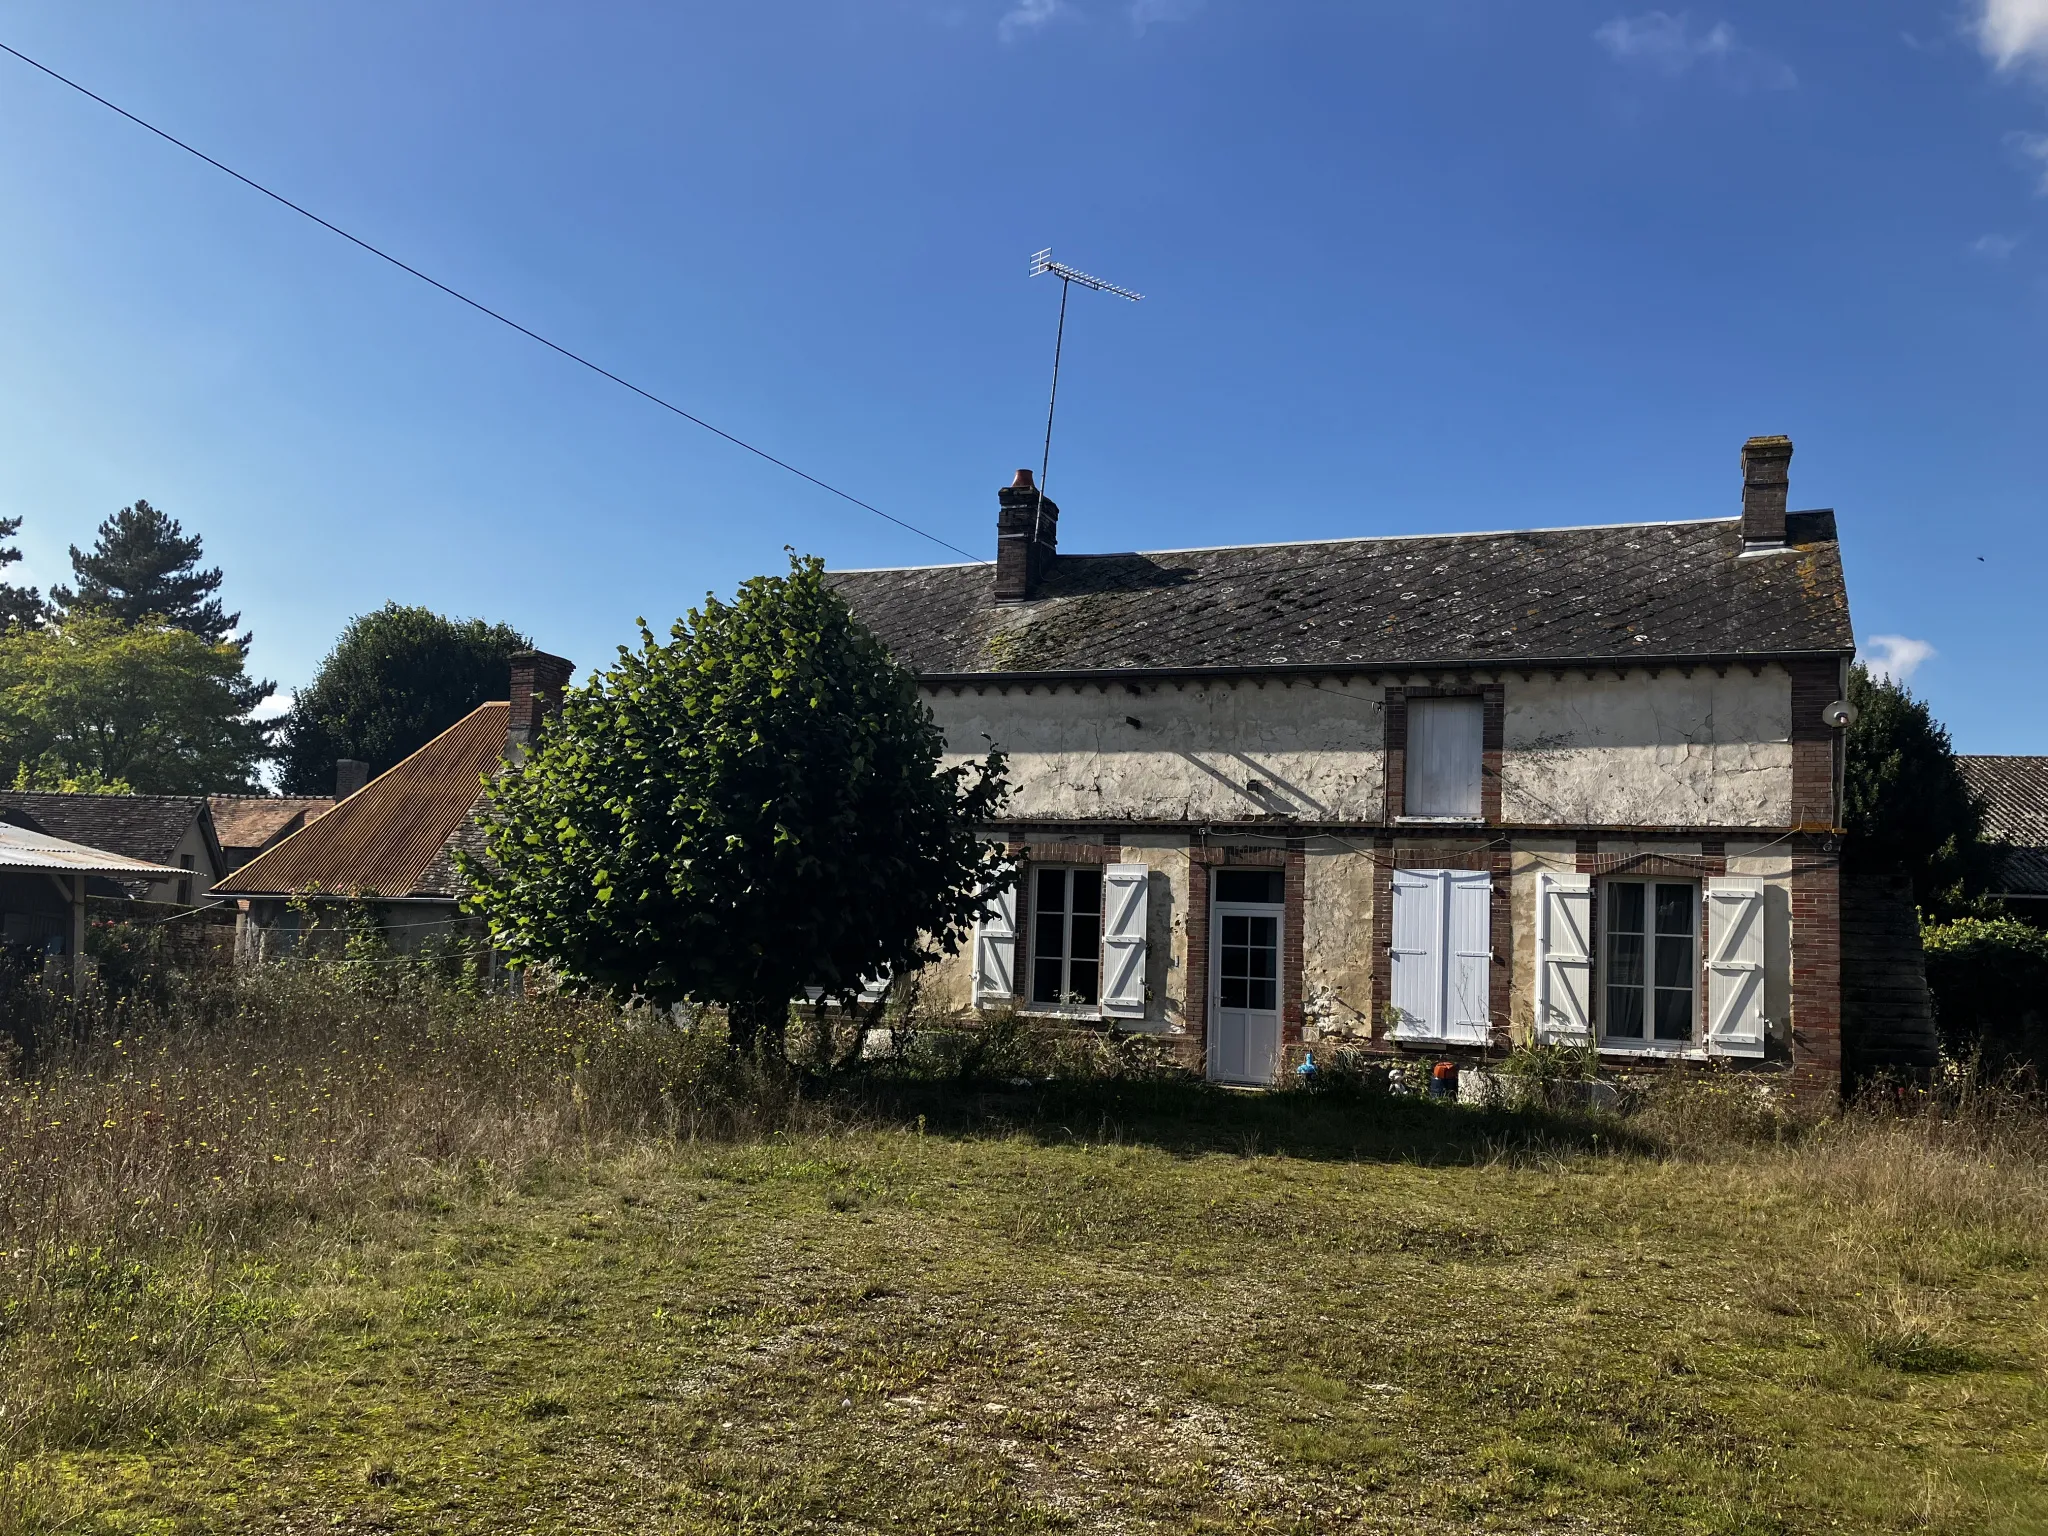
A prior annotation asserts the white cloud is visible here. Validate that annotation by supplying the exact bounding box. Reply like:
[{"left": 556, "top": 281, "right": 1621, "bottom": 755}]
[
  {"left": 253, "top": 693, "right": 293, "bottom": 721},
  {"left": 1976, "top": 0, "right": 2048, "bottom": 70},
  {"left": 1858, "top": 635, "right": 1937, "bottom": 686},
  {"left": 1972, "top": 232, "right": 2022, "bottom": 257},
  {"left": 1130, "top": 0, "right": 1200, "bottom": 33},
  {"left": 998, "top": 0, "right": 1064, "bottom": 41},
  {"left": 2009, "top": 129, "right": 2048, "bottom": 191},
  {"left": 1594, "top": 11, "right": 1796, "bottom": 90}
]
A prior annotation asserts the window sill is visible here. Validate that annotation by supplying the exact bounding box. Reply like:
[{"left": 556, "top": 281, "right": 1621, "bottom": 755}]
[
  {"left": 1597, "top": 1041, "right": 1705, "bottom": 1060},
  {"left": 1393, "top": 815, "right": 1486, "bottom": 826}
]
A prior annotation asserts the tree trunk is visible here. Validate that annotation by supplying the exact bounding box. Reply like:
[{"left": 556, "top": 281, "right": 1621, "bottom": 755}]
[{"left": 727, "top": 996, "right": 789, "bottom": 1064}]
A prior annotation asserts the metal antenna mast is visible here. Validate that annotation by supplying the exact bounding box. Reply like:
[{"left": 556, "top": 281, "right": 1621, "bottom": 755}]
[{"left": 1029, "top": 249, "right": 1142, "bottom": 542}]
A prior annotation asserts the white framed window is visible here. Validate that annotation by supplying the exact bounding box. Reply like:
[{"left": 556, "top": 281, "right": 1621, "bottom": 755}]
[
  {"left": 1030, "top": 866, "right": 1103, "bottom": 1007},
  {"left": 1601, "top": 879, "right": 1698, "bottom": 1049},
  {"left": 1405, "top": 696, "right": 1483, "bottom": 819}
]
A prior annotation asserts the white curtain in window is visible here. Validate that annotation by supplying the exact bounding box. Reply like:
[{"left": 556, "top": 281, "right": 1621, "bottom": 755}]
[{"left": 1407, "top": 697, "right": 1484, "bottom": 818}]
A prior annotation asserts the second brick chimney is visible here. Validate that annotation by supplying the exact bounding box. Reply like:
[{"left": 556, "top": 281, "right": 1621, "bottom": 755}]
[
  {"left": 1740, "top": 435, "right": 1793, "bottom": 550},
  {"left": 995, "top": 469, "right": 1058, "bottom": 602},
  {"left": 507, "top": 650, "right": 575, "bottom": 759}
]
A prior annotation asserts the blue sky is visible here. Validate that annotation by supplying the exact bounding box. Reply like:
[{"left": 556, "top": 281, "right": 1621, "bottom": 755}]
[{"left": 1, "top": 1, "right": 2044, "bottom": 750}]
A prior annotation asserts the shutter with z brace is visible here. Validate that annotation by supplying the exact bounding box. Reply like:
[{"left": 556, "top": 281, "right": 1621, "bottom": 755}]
[
  {"left": 1099, "top": 862, "right": 1150, "bottom": 1021},
  {"left": 971, "top": 881, "right": 1018, "bottom": 1006},
  {"left": 1534, "top": 872, "right": 1593, "bottom": 1046},
  {"left": 1705, "top": 877, "right": 1766, "bottom": 1058}
]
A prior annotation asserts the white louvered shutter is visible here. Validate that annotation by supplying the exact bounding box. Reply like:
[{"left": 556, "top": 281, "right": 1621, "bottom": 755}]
[
  {"left": 1705, "top": 877, "right": 1767, "bottom": 1058},
  {"left": 1534, "top": 873, "right": 1594, "bottom": 1045},
  {"left": 1445, "top": 871, "right": 1494, "bottom": 1044},
  {"left": 971, "top": 882, "right": 1018, "bottom": 1006},
  {"left": 1099, "top": 862, "right": 1150, "bottom": 1021},
  {"left": 1390, "top": 869, "right": 1443, "bottom": 1040}
]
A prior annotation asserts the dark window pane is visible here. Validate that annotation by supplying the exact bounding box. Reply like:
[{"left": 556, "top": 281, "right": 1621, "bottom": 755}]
[
  {"left": 1250, "top": 978, "right": 1277, "bottom": 1011},
  {"left": 1034, "top": 911, "right": 1065, "bottom": 961},
  {"left": 1608, "top": 934, "right": 1644, "bottom": 989},
  {"left": 1655, "top": 884, "right": 1693, "bottom": 938},
  {"left": 1654, "top": 988, "right": 1693, "bottom": 1041},
  {"left": 1072, "top": 869, "right": 1102, "bottom": 916},
  {"left": 1221, "top": 975, "right": 1248, "bottom": 1009},
  {"left": 1071, "top": 912, "right": 1100, "bottom": 963},
  {"left": 1069, "top": 960, "right": 1099, "bottom": 1004},
  {"left": 1032, "top": 956, "right": 1064, "bottom": 1004},
  {"left": 1248, "top": 946, "right": 1277, "bottom": 982},
  {"left": 1215, "top": 870, "right": 1283, "bottom": 904},
  {"left": 1654, "top": 934, "right": 1693, "bottom": 990},
  {"left": 1222, "top": 914, "right": 1250, "bottom": 948},
  {"left": 1036, "top": 867, "right": 1067, "bottom": 916},
  {"left": 1607, "top": 986, "right": 1644, "bottom": 1037},
  {"left": 1609, "top": 881, "right": 1645, "bottom": 935}
]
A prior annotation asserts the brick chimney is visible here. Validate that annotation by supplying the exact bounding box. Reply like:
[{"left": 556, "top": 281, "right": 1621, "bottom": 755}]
[
  {"left": 334, "top": 759, "right": 370, "bottom": 799},
  {"left": 1740, "top": 435, "right": 1793, "bottom": 550},
  {"left": 507, "top": 650, "right": 574, "bottom": 759},
  {"left": 995, "top": 469, "right": 1058, "bottom": 602}
]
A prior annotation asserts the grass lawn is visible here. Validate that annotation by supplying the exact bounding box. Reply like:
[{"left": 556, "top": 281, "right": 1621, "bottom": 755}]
[{"left": 11, "top": 1083, "right": 2047, "bottom": 1534}]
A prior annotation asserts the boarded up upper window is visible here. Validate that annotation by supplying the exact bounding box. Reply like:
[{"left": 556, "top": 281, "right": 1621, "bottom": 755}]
[{"left": 1405, "top": 697, "right": 1483, "bottom": 818}]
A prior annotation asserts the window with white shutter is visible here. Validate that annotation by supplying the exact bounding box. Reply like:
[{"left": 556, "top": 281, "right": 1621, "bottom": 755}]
[
  {"left": 1099, "top": 862, "right": 1149, "bottom": 1020},
  {"left": 1405, "top": 697, "right": 1484, "bottom": 819},
  {"left": 971, "top": 881, "right": 1018, "bottom": 1006},
  {"left": 1601, "top": 879, "right": 1698, "bottom": 1049},
  {"left": 1705, "top": 877, "right": 1767, "bottom": 1058},
  {"left": 1534, "top": 873, "right": 1594, "bottom": 1046},
  {"left": 1390, "top": 868, "right": 1493, "bottom": 1042}
]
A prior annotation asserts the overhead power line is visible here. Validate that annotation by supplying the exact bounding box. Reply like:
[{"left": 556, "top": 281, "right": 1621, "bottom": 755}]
[{"left": 0, "top": 40, "right": 986, "bottom": 565}]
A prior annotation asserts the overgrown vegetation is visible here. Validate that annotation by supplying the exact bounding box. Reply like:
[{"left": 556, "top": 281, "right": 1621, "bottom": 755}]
[
  {"left": 2, "top": 965, "right": 2046, "bottom": 1533},
  {"left": 1923, "top": 915, "right": 2048, "bottom": 1077},
  {"left": 1843, "top": 662, "right": 1990, "bottom": 917}
]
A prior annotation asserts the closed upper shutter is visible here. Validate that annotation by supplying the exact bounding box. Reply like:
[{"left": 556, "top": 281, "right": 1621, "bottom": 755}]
[
  {"left": 1534, "top": 873, "right": 1594, "bottom": 1045},
  {"left": 1100, "top": 862, "right": 1150, "bottom": 1020},
  {"left": 972, "top": 881, "right": 1018, "bottom": 1006},
  {"left": 1705, "top": 877, "right": 1766, "bottom": 1058},
  {"left": 1390, "top": 869, "right": 1444, "bottom": 1040},
  {"left": 1445, "top": 871, "right": 1494, "bottom": 1044},
  {"left": 1406, "top": 697, "right": 1484, "bottom": 818}
]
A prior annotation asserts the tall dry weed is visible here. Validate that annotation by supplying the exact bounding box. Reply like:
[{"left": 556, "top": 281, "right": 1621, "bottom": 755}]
[{"left": 0, "top": 962, "right": 822, "bottom": 1462}]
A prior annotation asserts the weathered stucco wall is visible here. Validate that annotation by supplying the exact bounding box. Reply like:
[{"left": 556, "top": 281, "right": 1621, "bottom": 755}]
[
  {"left": 932, "top": 667, "right": 1797, "bottom": 831},
  {"left": 1500, "top": 669, "right": 1794, "bottom": 827},
  {"left": 928, "top": 678, "right": 1385, "bottom": 823},
  {"left": 1302, "top": 843, "right": 1377, "bottom": 1041}
]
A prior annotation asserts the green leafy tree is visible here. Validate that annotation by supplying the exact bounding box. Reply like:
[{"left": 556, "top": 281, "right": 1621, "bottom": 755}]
[
  {"left": 52, "top": 499, "right": 241, "bottom": 641},
  {"left": 461, "top": 554, "right": 1010, "bottom": 1060},
  {"left": 0, "top": 516, "right": 44, "bottom": 630},
  {"left": 276, "top": 604, "right": 533, "bottom": 794},
  {"left": 0, "top": 615, "right": 270, "bottom": 793},
  {"left": 1843, "top": 663, "right": 1988, "bottom": 914}
]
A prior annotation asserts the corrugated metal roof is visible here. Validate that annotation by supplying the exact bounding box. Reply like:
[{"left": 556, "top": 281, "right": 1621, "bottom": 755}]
[
  {"left": 0, "top": 823, "right": 183, "bottom": 876},
  {"left": 216, "top": 704, "right": 508, "bottom": 899}
]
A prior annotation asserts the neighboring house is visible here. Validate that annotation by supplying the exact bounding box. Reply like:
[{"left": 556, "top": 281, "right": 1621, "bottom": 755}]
[
  {"left": 829, "top": 435, "right": 1858, "bottom": 1095},
  {"left": 0, "top": 792, "right": 225, "bottom": 906},
  {"left": 1956, "top": 756, "right": 2048, "bottom": 920},
  {"left": 213, "top": 654, "right": 573, "bottom": 958},
  {"left": 0, "top": 821, "right": 180, "bottom": 991},
  {"left": 209, "top": 796, "right": 337, "bottom": 873}
]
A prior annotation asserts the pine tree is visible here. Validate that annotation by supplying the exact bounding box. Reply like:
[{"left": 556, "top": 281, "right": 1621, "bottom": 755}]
[
  {"left": 0, "top": 516, "right": 44, "bottom": 630},
  {"left": 52, "top": 499, "right": 240, "bottom": 641}
]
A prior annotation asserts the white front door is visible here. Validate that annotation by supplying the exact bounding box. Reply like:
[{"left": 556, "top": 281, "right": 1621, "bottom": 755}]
[{"left": 1210, "top": 903, "right": 1282, "bottom": 1084}]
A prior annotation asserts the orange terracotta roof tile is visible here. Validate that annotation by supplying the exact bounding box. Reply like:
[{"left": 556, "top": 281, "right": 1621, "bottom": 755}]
[{"left": 217, "top": 704, "right": 507, "bottom": 899}]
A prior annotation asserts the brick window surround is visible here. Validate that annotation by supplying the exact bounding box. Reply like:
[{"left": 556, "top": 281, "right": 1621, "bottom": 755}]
[{"left": 1385, "top": 685, "right": 1504, "bottom": 826}]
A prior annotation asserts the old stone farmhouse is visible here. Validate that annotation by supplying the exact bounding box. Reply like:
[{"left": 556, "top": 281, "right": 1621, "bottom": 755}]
[{"left": 830, "top": 435, "right": 1854, "bottom": 1097}]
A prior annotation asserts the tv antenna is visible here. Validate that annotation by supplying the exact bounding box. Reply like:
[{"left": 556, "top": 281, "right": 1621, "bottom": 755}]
[{"left": 1029, "top": 248, "right": 1142, "bottom": 541}]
